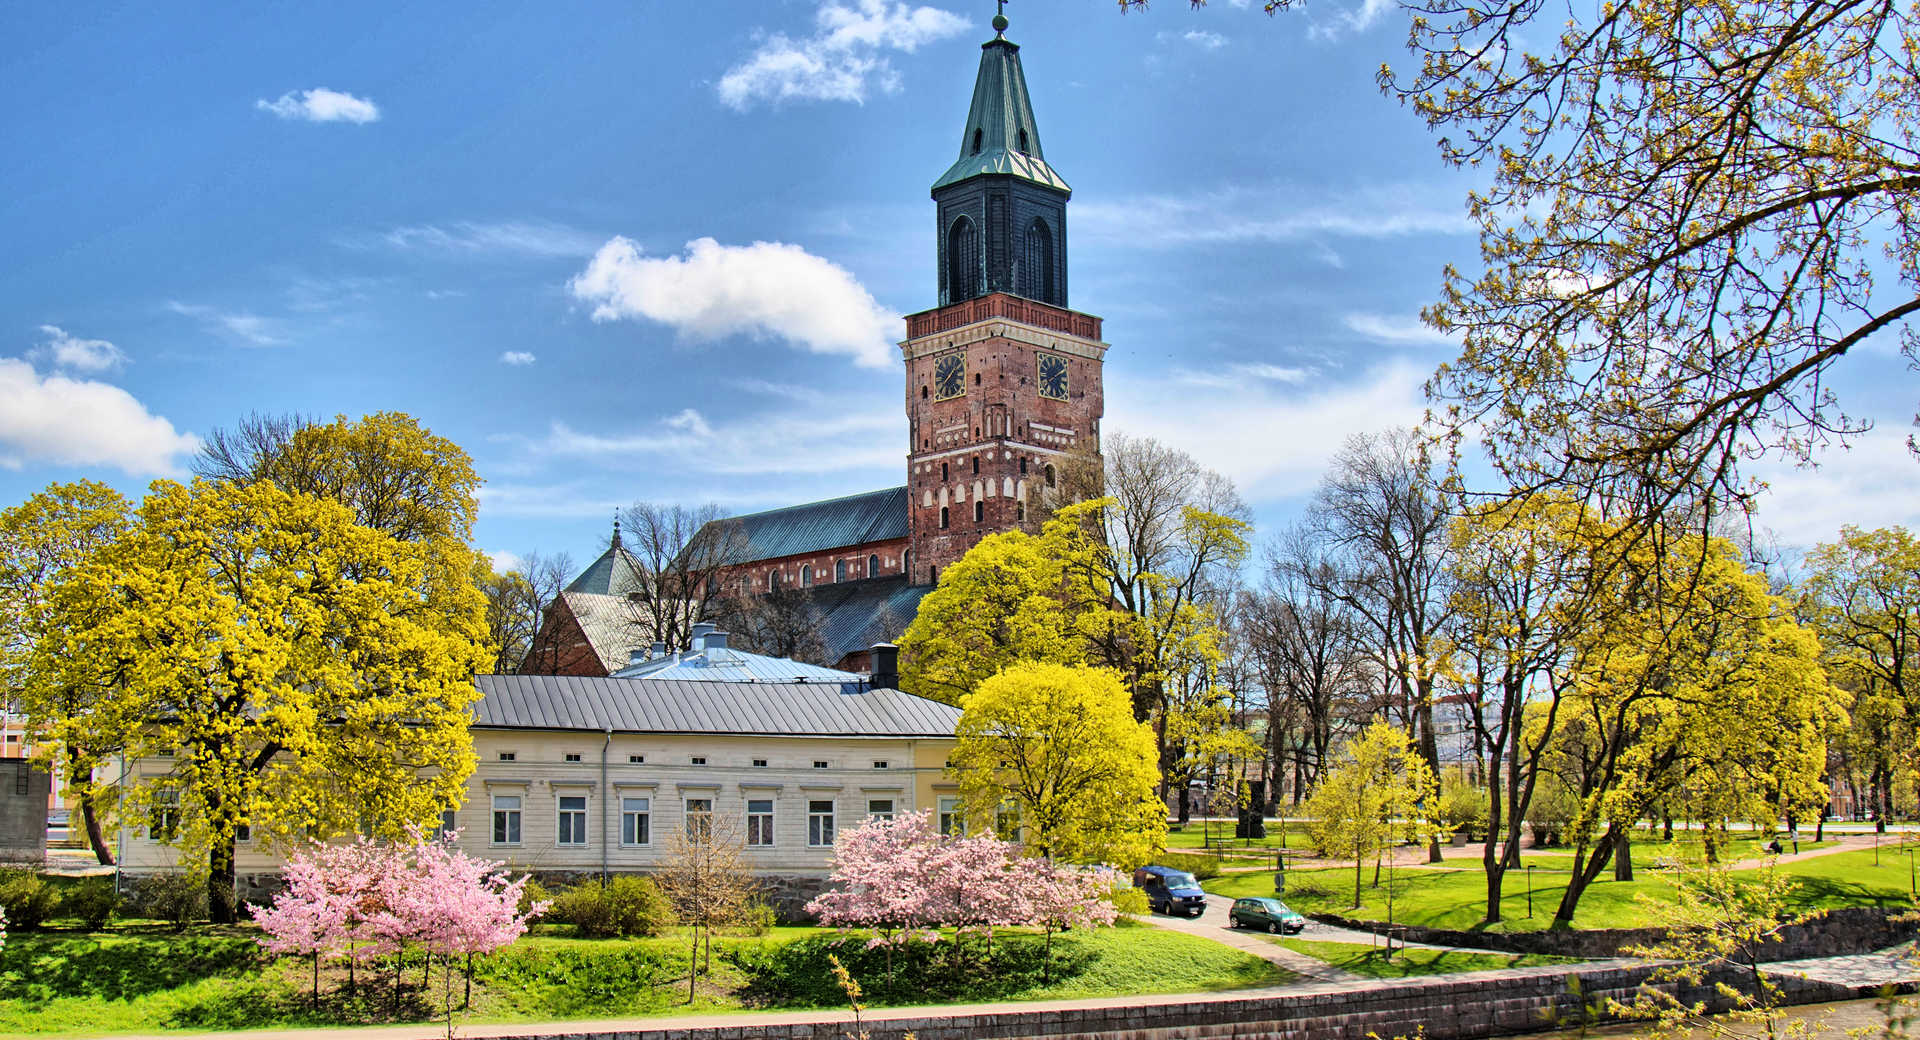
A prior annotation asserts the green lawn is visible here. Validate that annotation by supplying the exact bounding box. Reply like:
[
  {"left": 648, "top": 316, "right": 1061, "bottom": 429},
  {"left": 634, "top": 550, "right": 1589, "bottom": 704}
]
[
  {"left": 1271, "top": 938, "right": 1581, "bottom": 978},
  {"left": 0, "top": 921, "right": 1289, "bottom": 1037},
  {"left": 1203, "top": 845, "right": 1914, "bottom": 934}
]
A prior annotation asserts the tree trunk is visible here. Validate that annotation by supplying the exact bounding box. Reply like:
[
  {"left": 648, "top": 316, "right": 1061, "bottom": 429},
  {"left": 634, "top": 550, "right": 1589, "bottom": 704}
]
[
  {"left": 208, "top": 835, "right": 237, "bottom": 924},
  {"left": 1483, "top": 754, "right": 1506, "bottom": 924},
  {"left": 79, "top": 791, "right": 114, "bottom": 866},
  {"left": 1417, "top": 681, "right": 1443, "bottom": 863},
  {"left": 1176, "top": 784, "right": 1191, "bottom": 826},
  {"left": 1662, "top": 813, "right": 1673, "bottom": 842},
  {"left": 1553, "top": 826, "right": 1619, "bottom": 927},
  {"left": 1353, "top": 855, "right": 1363, "bottom": 908},
  {"left": 1614, "top": 829, "right": 1633, "bottom": 881}
]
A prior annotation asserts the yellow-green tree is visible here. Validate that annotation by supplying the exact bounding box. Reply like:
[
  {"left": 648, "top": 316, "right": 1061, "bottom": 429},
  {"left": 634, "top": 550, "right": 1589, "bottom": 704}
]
[
  {"left": 44, "top": 479, "right": 490, "bottom": 922},
  {"left": 897, "top": 517, "right": 1105, "bottom": 705},
  {"left": 951, "top": 662, "right": 1165, "bottom": 866},
  {"left": 0, "top": 481, "right": 134, "bottom": 863},
  {"left": 1303, "top": 721, "right": 1442, "bottom": 909},
  {"left": 1800, "top": 526, "right": 1920, "bottom": 832},
  {"left": 1546, "top": 536, "right": 1845, "bottom": 924}
]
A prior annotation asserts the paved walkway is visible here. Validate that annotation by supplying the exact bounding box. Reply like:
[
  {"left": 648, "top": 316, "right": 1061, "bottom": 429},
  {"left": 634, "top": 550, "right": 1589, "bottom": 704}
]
[
  {"left": 1133, "top": 897, "right": 1363, "bottom": 981},
  {"left": 1764, "top": 943, "right": 1920, "bottom": 988}
]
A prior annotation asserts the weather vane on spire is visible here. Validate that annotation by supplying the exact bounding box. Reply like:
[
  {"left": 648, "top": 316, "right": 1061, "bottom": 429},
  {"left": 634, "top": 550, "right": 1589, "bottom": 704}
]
[{"left": 993, "top": 0, "right": 1009, "bottom": 37}]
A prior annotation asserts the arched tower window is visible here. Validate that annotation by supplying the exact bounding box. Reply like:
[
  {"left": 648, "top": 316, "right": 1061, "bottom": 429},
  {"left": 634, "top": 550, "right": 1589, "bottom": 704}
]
[
  {"left": 1021, "top": 218, "right": 1054, "bottom": 302},
  {"left": 939, "top": 506, "right": 950, "bottom": 530},
  {"left": 1044, "top": 464, "right": 1056, "bottom": 488},
  {"left": 800, "top": 564, "right": 812, "bottom": 587},
  {"left": 947, "top": 216, "right": 980, "bottom": 302},
  {"left": 971, "top": 128, "right": 983, "bottom": 155},
  {"left": 868, "top": 553, "right": 879, "bottom": 577},
  {"left": 835, "top": 560, "right": 846, "bottom": 583},
  {"left": 1016, "top": 128, "right": 1029, "bottom": 154},
  {"left": 973, "top": 500, "right": 984, "bottom": 523}
]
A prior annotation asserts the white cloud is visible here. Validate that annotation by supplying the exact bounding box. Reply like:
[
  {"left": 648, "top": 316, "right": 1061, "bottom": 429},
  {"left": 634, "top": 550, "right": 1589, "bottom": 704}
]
[
  {"left": 165, "top": 301, "right": 286, "bottom": 346},
  {"left": 517, "top": 405, "right": 901, "bottom": 478},
  {"left": 1307, "top": 0, "right": 1397, "bottom": 40},
  {"left": 1076, "top": 184, "right": 1472, "bottom": 248},
  {"left": 1183, "top": 30, "right": 1229, "bottom": 49},
  {"left": 0, "top": 357, "right": 199, "bottom": 476},
  {"left": 255, "top": 87, "right": 381, "bottom": 124},
  {"left": 569, "top": 236, "right": 898, "bottom": 369},
  {"left": 500, "top": 351, "right": 537, "bottom": 366},
  {"left": 485, "top": 549, "right": 527, "bottom": 574},
  {"left": 718, "top": 0, "right": 969, "bottom": 110},
  {"left": 1171, "top": 361, "right": 1312, "bottom": 390},
  {"left": 32, "top": 325, "right": 127, "bottom": 372},
  {"left": 1108, "top": 359, "right": 1430, "bottom": 502},
  {"left": 1343, "top": 312, "right": 1457, "bottom": 346},
  {"left": 1751, "top": 431, "right": 1920, "bottom": 549},
  {"left": 362, "top": 221, "right": 603, "bottom": 259}
]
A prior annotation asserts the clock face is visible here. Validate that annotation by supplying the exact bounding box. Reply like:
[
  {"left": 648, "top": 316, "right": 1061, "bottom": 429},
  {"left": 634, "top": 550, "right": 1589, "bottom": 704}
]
[
  {"left": 934, "top": 352, "right": 965, "bottom": 399},
  {"left": 1038, "top": 353, "right": 1069, "bottom": 400}
]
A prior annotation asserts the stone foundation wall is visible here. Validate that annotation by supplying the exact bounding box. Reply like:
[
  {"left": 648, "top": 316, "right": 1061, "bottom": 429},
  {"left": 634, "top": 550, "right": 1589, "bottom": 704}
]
[
  {"left": 1309, "top": 905, "right": 1916, "bottom": 961},
  {"left": 439, "top": 958, "right": 1897, "bottom": 1040}
]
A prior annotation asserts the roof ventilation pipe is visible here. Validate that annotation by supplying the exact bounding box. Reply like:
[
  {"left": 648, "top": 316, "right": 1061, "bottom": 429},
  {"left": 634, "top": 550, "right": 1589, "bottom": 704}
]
[{"left": 870, "top": 643, "right": 900, "bottom": 690}]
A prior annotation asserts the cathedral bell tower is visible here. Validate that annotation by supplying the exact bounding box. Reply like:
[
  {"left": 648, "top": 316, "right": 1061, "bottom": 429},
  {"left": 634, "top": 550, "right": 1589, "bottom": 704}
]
[{"left": 902, "top": 11, "right": 1107, "bottom": 584}]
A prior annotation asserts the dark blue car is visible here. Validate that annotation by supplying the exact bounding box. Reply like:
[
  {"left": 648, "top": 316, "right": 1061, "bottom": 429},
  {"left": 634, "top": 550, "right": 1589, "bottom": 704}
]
[{"left": 1133, "top": 865, "right": 1208, "bottom": 917}]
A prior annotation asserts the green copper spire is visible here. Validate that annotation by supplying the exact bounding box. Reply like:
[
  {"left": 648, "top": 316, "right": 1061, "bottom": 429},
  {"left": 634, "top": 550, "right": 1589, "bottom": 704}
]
[{"left": 930, "top": 29, "right": 1069, "bottom": 195}]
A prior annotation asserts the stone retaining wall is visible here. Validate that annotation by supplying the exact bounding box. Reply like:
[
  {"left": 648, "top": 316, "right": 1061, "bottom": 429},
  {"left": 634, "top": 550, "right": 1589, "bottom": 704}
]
[
  {"left": 465, "top": 958, "right": 1897, "bottom": 1040},
  {"left": 1308, "top": 905, "right": 1916, "bottom": 961}
]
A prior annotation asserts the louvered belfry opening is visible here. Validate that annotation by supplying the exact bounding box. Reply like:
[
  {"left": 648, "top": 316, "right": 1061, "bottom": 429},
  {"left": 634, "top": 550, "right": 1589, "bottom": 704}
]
[
  {"left": 1022, "top": 218, "right": 1053, "bottom": 303},
  {"left": 947, "top": 216, "right": 981, "bottom": 303}
]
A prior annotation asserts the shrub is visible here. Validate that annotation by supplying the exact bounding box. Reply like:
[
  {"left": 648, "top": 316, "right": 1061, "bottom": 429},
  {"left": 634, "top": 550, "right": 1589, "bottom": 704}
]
[
  {"left": 1109, "top": 884, "right": 1149, "bottom": 916},
  {"left": 0, "top": 870, "right": 58, "bottom": 930},
  {"left": 60, "top": 878, "right": 119, "bottom": 929},
  {"left": 1439, "top": 774, "right": 1489, "bottom": 841},
  {"left": 551, "top": 876, "right": 674, "bottom": 938},
  {"left": 518, "top": 879, "right": 552, "bottom": 920},
  {"left": 734, "top": 898, "right": 776, "bottom": 936},
  {"left": 145, "top": 871, "right": 207, "bottom": 930},
  {"left": 1152, "top": 852, "right": 1221, "bottom": 881}
]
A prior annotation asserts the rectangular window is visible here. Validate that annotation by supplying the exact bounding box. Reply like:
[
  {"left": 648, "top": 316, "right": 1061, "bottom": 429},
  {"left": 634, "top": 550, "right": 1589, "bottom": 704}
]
[
  {"left": 691, "top": 756, "right": 707, "bottom": 765},
  {"left": 621, "top": 797, "right": 651, "bottom": 846},
  {"left": 752, "top": 759, "right": 768, "bottom": 767},
  {"left": 938, "top": 796, "right": 962, "bottom": 837},
  {"left": 808, "top": 799, "right": 835, "bottom": 847},
  {"left": 492, "top": 794, "right": 522, "bottom": 845},
  {"left": 564, "top": 753, "right": 582, "bottom": 762},
  {"left": 995, "top": 801, "right": 1021, "bottom": 841},
  {"left": 872, "top": 761, "right": 888, "bottom": 769},
  {"left": 438, "top": 808, "right": 459, "bottom": 839},
  {"left": 12, "top": 762, "right": 27, "bottom": 796},
  {"left": 628, "top": 754, "right": 645, "bottom": 764},
  {"left": 867, "top": 798, "right": 894, "bottom": 822},
  {"left": 557, "top": 796, "right": 588, "bottom": 846},
  {"left": 234, "top": 823, "right": 252, "bottom": 843},
  {"left": 812, "top": 760, "right": 828, "bottom": 769},
  {"left": 685, "top": 798, "right": 712, "bottom": 842},
  {"left": 497, "top": 752, "right": 516, "bottom": 762},
  {"left": 747, "top": 799, "right": 774, "bottom": 847},
  {"left": 151, "top": 789, "right": 180, "bottom": 841}
]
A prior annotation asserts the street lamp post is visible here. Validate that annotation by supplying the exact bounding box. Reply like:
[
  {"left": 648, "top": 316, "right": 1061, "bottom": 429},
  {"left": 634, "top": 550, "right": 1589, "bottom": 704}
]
[{"left": 1526, "top": 864, "right": 1535, "bottom": 918}]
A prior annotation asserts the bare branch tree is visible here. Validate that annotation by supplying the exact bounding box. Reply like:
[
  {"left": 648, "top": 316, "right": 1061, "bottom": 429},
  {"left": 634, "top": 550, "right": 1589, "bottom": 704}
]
[{"left": 619, "top": 503, "right": 750, "bottom": 652}]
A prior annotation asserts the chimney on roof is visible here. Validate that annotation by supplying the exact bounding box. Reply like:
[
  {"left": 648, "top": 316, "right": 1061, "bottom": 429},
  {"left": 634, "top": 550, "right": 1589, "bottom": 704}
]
[
  {"left": 649, "top": 641, "right": 666, "bottom": 659},
  {"left": 626, "top": 647, "right": 648, "bottom": 668},
  {"left": 870, "top": 643, "right": 900, "bottom": 690},
  {"left": 689, "top": 622, "right": 716, "bottom": 650},
  {"left": 705, "top": 629, "right": 730, "bottom": 651}
]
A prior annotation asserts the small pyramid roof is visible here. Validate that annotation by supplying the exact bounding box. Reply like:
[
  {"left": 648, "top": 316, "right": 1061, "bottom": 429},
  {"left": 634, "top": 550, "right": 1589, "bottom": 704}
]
[{"left": 932, "top": 37, "right": 1070, "bottom": 195}]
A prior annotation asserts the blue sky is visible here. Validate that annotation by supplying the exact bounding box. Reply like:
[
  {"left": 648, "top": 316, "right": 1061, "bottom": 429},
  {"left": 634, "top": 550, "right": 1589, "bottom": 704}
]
[{"left": 3, "top": 0, "right": 1915, "bottom": 574}]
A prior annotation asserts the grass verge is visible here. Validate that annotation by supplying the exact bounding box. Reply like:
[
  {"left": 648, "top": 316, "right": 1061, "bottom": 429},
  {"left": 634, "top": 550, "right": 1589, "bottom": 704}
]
[{"left": 1270, "top": 938, "right": 1580, "bottom": 978}]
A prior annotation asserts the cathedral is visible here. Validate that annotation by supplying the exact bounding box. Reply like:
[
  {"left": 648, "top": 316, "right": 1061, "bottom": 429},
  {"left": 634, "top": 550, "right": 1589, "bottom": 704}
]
[{"left": 540, "top": 15, "right": 1108, "bottom": 674}]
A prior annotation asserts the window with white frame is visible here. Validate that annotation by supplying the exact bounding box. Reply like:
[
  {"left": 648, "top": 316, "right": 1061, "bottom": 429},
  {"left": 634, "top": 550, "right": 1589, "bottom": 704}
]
[
  {"left": 685, "top": 798, "right": 713, "bottom": 841},
  {"left": 557, "top": 795, "right": 588, "bottom": 845},
  {"left": 565, "top": 753, "right": 582, "bottom": 762},
  {"left": 808, "top": 799, "right": 835, "bottom": 846},
  {"left": 747, "top": 799, "right": 774, "bottom": 846},
  {"left": 867, "top": 798, "right": 894, "bottom": 822},
  {"left": 628, "top": 754, "right": 645, "bottom": 763},
  {"left": 995, "top": 801, "right": 1021, "bottom": 840},
  {"left": 150, "top": 788, "right": 180, "bottom": 841},
  {"left": 437, "top": 808, "right": 459, "bottom": 839},
  {"left": 621, "top": 797, "right": 651, "bottom": 846},
  {"left": 492, "top": 794, "right": 522, "bottom": 845},
  {"left": 497, "top": 751, "right": 516, "bottom": 761},
  {"left": 938, "top": 796, "right": 962, "bottom": 836}
]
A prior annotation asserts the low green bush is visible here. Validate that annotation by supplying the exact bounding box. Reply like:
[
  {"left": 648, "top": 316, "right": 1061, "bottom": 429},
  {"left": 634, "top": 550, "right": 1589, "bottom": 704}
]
[
  {"left": 474, "top": 943, "right": 682, "bottom": 1016},
  {"left": 143, "top": 872, "right": 207, "bottom": 930},
  {"left": 551, "top": 877, "right": 675, "bottom": 938},
  {"left": 0, "top": 870, "right": 59, "bottom": 930},
  {"left": 1152, "top": 852, "right": 1221, "bottom": 881},
  {"left": 518, "top": 879, "right": 552, "bottom": 920},
  {"left": 59, "top": 878, "right": 119, "bottom": 929}
]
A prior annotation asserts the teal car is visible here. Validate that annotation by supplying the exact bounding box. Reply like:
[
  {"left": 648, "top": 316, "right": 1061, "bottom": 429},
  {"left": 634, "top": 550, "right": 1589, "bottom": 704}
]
[{"left": 1229, "top": 897, "right": 1306, "bottom": 934}]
